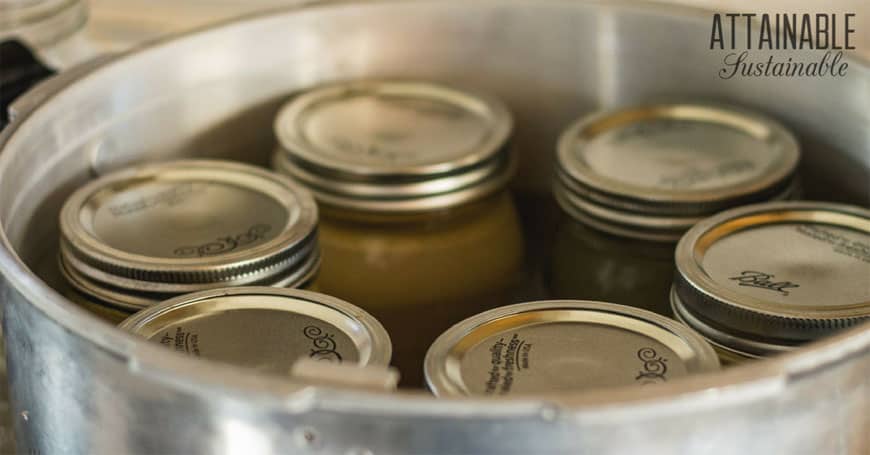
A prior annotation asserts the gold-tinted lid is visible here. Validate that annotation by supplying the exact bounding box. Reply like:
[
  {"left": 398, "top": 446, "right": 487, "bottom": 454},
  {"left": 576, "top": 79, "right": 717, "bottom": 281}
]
[
  {"left": 424, "top": 301, "right": 719, "bottom": 397},
  {"left": 673, "top": 201, "right": 870, "bottom": 352},
  {"left": 119, "top": 287, "right": 392, "bottom": 375},
  {"left": 555, "top": 103, "right": 800, "bottom": 241},
  {"left": 273, "top": 80, "right": 514, "bottom": 213},
  {"left": 59, "top": 160, "right": 319, "bottom": 310}
]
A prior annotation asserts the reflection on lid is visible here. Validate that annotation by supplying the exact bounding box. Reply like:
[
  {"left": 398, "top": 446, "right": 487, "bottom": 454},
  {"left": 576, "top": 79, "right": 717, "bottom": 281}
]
[{"left": 424, "top": 300, "right": 719, "bottom": 397}]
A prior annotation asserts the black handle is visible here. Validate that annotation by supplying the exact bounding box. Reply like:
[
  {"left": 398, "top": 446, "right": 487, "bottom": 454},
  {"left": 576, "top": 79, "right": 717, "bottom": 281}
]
[{"left": 0, "top": 40, "right": 55, "bottom": 130}]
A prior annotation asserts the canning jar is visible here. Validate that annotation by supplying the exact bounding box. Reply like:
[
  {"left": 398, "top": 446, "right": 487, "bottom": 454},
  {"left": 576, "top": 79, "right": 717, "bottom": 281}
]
[
  {"left": 547, "top": 103, "right": 801, "bottom": 317},
  {"left": 672, "top": 201, "right": 870, "bottom": 365},
  {"left": 424, "top": 300, "right": 719, "bottom": 397},
  {"left": 58, "top": 160, "right": 320, "bottom": 322},
  {"left": 273, "top": 80, "right": 524, "bottom": 386}
]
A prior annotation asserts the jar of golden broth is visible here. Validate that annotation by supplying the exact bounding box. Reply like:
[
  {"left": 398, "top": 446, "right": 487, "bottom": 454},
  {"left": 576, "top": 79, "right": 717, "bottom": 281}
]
[
  {"left": 58, "top": 160, "right": 320, "bottom": 323},
  {"left": 272, "top": 80, "right": 523, "bottom": 386},
  {"left": 547, "top": 103, "right": 801, "bottom": 316},
  {"left": 672, "top": 201, "right": 870, "bottom": 365}
]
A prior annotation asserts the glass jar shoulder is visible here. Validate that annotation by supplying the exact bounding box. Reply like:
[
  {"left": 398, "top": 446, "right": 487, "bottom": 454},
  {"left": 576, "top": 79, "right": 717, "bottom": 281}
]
[{"left": 547, "top": 210, "right": 677, "bottom": 317}]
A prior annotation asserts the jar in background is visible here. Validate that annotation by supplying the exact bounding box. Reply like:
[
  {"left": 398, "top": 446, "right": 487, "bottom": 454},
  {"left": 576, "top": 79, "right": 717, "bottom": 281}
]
[
  {"left": 273, "top": 80, "right": 524, "bottom": 386},
  {"left": 424, "top": 300, "right": 719, "bottom": 397},
  {"left": 672, "top": 201, "right": 870, "bottom": 365},
  {"left": 548, "top": 103, "right": 801, "bottom": 316},
  {"left": 58, "top": 159, "right": 320, "bottom": 321}
]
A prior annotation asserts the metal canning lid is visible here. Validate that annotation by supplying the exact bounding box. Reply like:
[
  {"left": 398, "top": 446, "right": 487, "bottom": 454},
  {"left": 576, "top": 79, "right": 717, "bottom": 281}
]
[
  {"left": 670, "top": 288, "right": 784, "bottom": 359},
  {"left": 673, "top": 201, "right": 870, "bottom": 353},
  {"left": 59, "top": 160, "right": 319, "bottom": 310},
  {"left": 273, "top": 80, "right": 514, "bottom": 213},
  {"left": 424, "top": 300, "right": 719, "bottom": 397},
  {"left": 119, "top": 287, "right": 392, "bottom": 375},
  {"left": 555, "top": 103, "right": 800, "bottom": 241}
]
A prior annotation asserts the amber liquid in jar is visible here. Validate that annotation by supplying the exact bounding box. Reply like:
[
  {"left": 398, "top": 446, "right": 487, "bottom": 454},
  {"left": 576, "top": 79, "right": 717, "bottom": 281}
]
[
  {"left": 272, "top": 80, "right": 523, "bottom": 386},
  {"left": 547, "top": 214, "right": 675, "bottom": 317},
  {"left": 315, "top": 192, "right": 524, "bottom": 386}
]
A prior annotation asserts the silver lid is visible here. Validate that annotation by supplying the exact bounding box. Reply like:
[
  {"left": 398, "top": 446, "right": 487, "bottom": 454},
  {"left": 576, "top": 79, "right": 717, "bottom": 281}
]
[
  {"left": 673, "top": 201, "right": 870, "bottom": 353},
  {"left": 273, "top": 80, "right": 514, "bottom": 213},
  {"left": 59, "top": 160, "right": 319, "bottom": 310},
  {"left": 671, "top": 288, "right": 786, "bottom": 359},
  {"left": 119, "top": 287, "right": 392, "bottom": 375},
  {"left": 424, "top": 300, "right": 719, "bottom": 397},
  {"left": 555, "top": 103, "right": 800, "bottom": 241}
]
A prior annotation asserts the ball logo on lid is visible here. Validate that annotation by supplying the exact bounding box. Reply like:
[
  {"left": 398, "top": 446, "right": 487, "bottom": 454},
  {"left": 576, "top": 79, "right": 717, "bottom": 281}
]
[{"left": 729, "top": 270, "right": 800, "bottom": 296}]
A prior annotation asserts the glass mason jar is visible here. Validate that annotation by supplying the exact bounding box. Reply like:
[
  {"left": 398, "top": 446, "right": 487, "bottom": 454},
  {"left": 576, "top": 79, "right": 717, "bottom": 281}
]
[
  {"left": 672, "top": 201, "right": 870, "bottom": 366},
  {"left": 273, "top": 80, "right": 524, "bottom": 387},
  {"left": 56, "top": 160, "right": 320, "bottom": 323},
  {"left": 547, "top": 103, "right": 801, "bottom": 318}
]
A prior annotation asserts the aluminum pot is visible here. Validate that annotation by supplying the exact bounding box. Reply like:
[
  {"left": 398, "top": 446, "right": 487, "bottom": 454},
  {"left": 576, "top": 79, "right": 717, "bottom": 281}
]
[{"left": 0, "top": 1, "right": 868, "bottom": 453}]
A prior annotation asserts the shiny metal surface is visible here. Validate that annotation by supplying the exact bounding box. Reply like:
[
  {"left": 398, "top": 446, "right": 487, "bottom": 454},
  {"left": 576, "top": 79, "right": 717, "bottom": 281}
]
[
  {"left": 553, "top": 176, "right": 798, "bottom": 242},
  {"left": 671, "top": 288, "right": 787, "bottom": 358},
  {"left": 0, "top": 1, "right": 868, "bottom": 454},
  {"left": 424, "top": 301, "right": 719, "bottom": 397},
  {"left": 119, "top": 287, "right": 392, "bottom": 374},
  {"left": 554, "top": 103, "right": 800, "bottom": 240},
  {"left": 273, "top": 79, "right": 514, "bottom": 213},
  {"left": 673, "top": 201, "right": 870, "bottom": 348},
  {"left": 59, "top": 159, "right": 319, "bottom": 310}
]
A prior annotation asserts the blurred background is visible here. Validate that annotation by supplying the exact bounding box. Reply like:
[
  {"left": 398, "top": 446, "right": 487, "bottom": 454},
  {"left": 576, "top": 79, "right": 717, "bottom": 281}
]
[
  {"left": 3, "top": 0, "right": 866, "bottom": 65},
  {"left": 85, "top": 0, "right": 868, "bottom": 57}
]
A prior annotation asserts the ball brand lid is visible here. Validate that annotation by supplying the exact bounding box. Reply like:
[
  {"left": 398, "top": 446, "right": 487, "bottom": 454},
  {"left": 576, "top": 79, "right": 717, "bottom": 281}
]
[
  {"left": 424, "top": 301, "right": 719, "bottom": 397},
  {"left": 273, "top": 80, "right": 514, "bottom": 213},
  {"left": 555, "top": 103, "right": 800, "bottom": 241},
  {"left": 59, "top": 160, "right": 319, "bottom": 310},
  {"left": 672, "top": 201, "right": 870, "bottom": 356},
  {"left": 119, "top": 287, "right": 392, "bottom": 375}
]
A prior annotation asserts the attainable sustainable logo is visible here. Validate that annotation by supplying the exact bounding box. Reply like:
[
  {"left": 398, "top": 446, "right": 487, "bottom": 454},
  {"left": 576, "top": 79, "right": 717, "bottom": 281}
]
[{"left": 709, "top": 13, "right": 856, "bottom": 79}]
